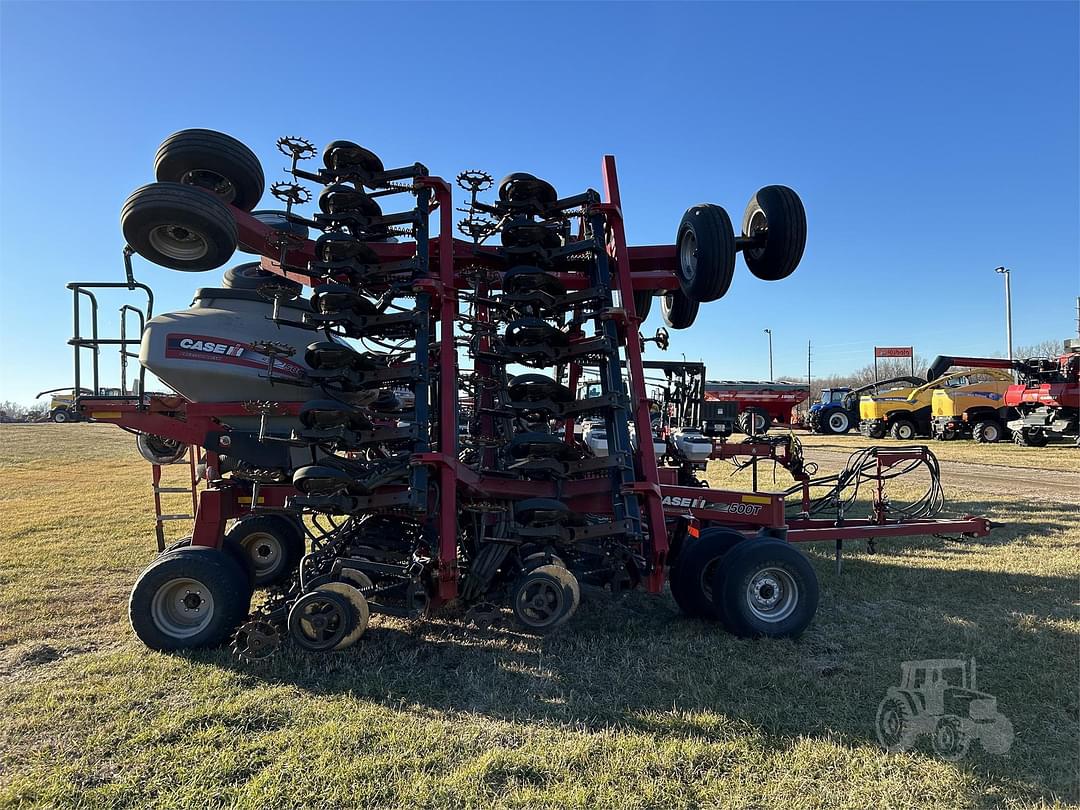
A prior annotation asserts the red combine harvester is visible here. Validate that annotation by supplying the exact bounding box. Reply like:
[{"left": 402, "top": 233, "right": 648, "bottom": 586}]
[
  {"left": 69, "top": 130, "right": 994, "bottom": 659},
  {"left": 1005, "top": 339, "right": 1080, "bottom": 446},
  {"left": 704, "top": 380, "right": 808, "bottom": 434}
]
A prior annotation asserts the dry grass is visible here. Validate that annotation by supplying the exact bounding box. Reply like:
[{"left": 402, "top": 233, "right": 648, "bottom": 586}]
[{"left": 0, "top": 424, "right": 1077, "bottom": 808}]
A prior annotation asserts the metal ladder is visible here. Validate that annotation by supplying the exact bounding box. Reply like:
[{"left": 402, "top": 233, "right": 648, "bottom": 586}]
[{"left": 151, "top": 446, "right": 200, "bottom": 552}]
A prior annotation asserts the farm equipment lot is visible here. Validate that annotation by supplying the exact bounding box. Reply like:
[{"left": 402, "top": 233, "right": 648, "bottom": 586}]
[{"left": 1, "top": 425, "right": 1077, "bottom": 807}]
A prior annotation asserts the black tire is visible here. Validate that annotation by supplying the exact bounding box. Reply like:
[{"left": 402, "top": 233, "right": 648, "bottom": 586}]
[
  {"left": 160, "top": 536, "right": 256, "bottom": 589},
  {"left": 239, "top": 210, "right": 309, "bottom": 254},
  {"left": 736, "top": 408, "right": 771, "bottom": 435},
  {"left": 711, "top": 538, "right": 819, "bottom": 638},
  {"left": 51, "top": 408, "right": 71, "bottom": 424},
  {"left": 660, "top": 289, "right": 699, "bottom": 330},
  {"left": 669, "top": 527, "right": 746, "bottom": 618},
  {"left": 122, "top": 182, "right": 238, "bottom": 272},
  {"left": 824, "top": 410, "right": 852, "bottom": 435},
  {"left": 129, "top": 546, "right": 252, "bottom": 651},
  {"left": 866, "top": 422, "right": 887, "bottom": 440},
  {"left": 322, "top": 140, "right": 385, "bottom": 181},
  {"left": 225, "top": 515, "right": 305, "bottom": 588},
  {"left": 890, "top": 419, "right": 917, "bottom": 441},
  {"left": 633, "top": 289, "right": 653, "bottom": 320},
  {"left": 676, "top": 204, "right": 736, "bottom": 303},
  {"left": 222, "top": 261, "right": 302, "bottom": 294},
  {"left": 1014, "top": 428, "right": 1048, "bottom": 447},
  {"left": 972, "top": 420, "right": 1002, "bottom": 444},
  {"left": 741, "top": 185, "right": 807, "bottom": 282},
  {"left": 154, "top": 129, "right": 264, "bottom": 211}
]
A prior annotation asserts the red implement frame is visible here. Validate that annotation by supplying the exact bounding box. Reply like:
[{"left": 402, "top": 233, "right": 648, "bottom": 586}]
[{"left": 82, "top": 155, "right": 995, "bottom": 604}]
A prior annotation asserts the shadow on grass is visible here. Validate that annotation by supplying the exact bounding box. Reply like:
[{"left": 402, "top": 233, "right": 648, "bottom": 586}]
[{"left": 192, "top": 499, "right": 1079, "bottom": 804}]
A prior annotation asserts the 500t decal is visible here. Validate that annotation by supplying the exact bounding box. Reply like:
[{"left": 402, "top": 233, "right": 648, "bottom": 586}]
[
  {"left": 661, "top": 495, "right": 763, "bottom": 515},
  {"left": 165, "top": 333, "right": 306, "bottom": 378}
]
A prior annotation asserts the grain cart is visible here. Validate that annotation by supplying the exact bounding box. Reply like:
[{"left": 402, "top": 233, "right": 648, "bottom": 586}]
[
  {"left": 69, "top": 130, "right": 995, "bottom": 660},
  {"left": 704, "top": 380, "right": 808, "bottom": 434},
  {"left": 1005, "top": 339, "right": 1080, "bottom": 446}
]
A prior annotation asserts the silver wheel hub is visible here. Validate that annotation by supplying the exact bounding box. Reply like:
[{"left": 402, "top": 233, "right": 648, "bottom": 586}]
[
  {"left": 148, "top": 224, "right": 208, "bottom": 260},
  {"left": 679, "top": 230, "right": 698, "bottom": 281},
  {"left": 745, "top": 566, "right": 798, "bottom": 623},
  {"left": 151, "top": 576, "right": 215, "bottom": 638},
  {"left": 242, "top": 531, "right": 282, "bottom": 574}
]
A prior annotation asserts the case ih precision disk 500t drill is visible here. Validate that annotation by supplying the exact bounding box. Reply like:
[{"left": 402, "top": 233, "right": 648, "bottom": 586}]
[{"left": 69, "top": 130, "right": 993, "bottom": 659}]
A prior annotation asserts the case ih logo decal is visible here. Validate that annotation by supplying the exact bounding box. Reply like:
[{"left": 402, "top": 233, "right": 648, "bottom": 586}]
[
  {"left": 661, "top": 495, "right": 763, "bottom": 515},
  {"left": 165, "top": 333, "right": 305, "bottom": 379}
]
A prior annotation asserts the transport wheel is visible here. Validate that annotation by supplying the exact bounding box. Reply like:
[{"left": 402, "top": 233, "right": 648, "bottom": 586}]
[
  {"left": 222, "top": 261, "right": 302, "bottom": 294},
  {"left": 225, "top": 515, "right": 305, "bottom": 588},
  {"left": 633, "top": 289, "right": 653, "bottom": 320},
  {"left": 288, "top": 589, "right": 356, "bottom": 652},
  {"left": 676, "top": 204, "right": 736, "bottom": 303},
  {"left": 136, "top": 433, "right": 188, "bottom": 465},
  {"left": 932, "top": 715, "right": 971, "bottom": 761},
  {"left": 660, "top": 288, "right": 699, "bottom": 330},
  {"left": 323, "top": 140, "right": 384, "bottom": 181},
  {"left": 509, "top": 432, "right": 582, "bottom": 462},
  {"left": 890, "top": 420, "right": 917, "bottom": 441},
  {"left": 129, "top": 546, "right": 252, "bottom": 651},
  {"left": 741, "top": 185, "right": 807, "bottom": 282},
  {"left": 972, "top": 420, "right": 1002, "bottom": 443},
  {"left": 875, "top": 696, "right": 917, "bottom": 752},
  {"left": 161, "top": 536, "right": 257, "bottom": 590},
  {"left": 51, "top": 408, "right": 71, "bottom": 423},
  {"left": 293, "top": 465, "right": 363, "bottom": 496},
  {"left": 511, "top": 564, "right": 577, "bottom": 633},
  {"left": 668, "top": 527, "right": 746, "bottom": 619},
  {"left": 154, "top": 129, "right": 264, "bottom": 211},
  {"left": 826, "top": 411, "right": 851, "bottom": 435},
  {"left": 1014, "top": 428, "right": 1048, "bottom": 447},
  {"left": 710, "top": 538, "right": 819, "bottom": 638},
  {"left": 122, "top": 182, "right": 238, "bottom": 271},
  {"left": 238, "top": 210, "right": 309, "bottom": 254}
]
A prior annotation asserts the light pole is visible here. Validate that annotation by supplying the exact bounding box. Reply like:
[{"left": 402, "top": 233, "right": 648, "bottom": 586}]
[
  {"left": 995, "top": 266, "right": 1013, "bottom": 361},
  {"left": 764, "top": 328, "right": 773, "bottom": 380}
]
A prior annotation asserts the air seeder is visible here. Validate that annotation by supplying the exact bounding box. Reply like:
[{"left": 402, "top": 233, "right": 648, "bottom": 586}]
[{"left": 70, "top": 130, "right": 995, "bottom": 659}]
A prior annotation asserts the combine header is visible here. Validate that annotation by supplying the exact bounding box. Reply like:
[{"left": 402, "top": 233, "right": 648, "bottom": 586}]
[{"left": 68, "top": 130, "right": 994, "bottom": 658}]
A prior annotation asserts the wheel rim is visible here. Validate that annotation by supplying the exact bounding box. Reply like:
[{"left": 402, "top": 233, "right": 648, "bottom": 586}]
[
  {"left": 180, "top": 168, "right": 236, "bottom": 203},
  {"left": 151, "top": 577, "right": 215, "bottom": 639},
  {"left": 241, "top": 531, "right": 283, "bottom": 577},
  {"left": 745, "top": 566, "right": 798, "bottom": 623},
  {"left": 897, "top": 424, "right": 914, "bottom": 440},
  {"left": 829, "top": 413, "right": 848, "bottom": 432},
  {"left": 679, "top": 228, "right": 698, "bottom": 281},
  {"left": 984, "top": 424, "right": 999, "bottom": 442},
  {"left": 515, "top": 578, "right": 565, "bottom": 627},
  {"left": 753, "top": 413, "right": 766, "bottom": 432},
  {"left": 148, "top": 224, "right": 209, "bottom": 260},
  {"left": 746, "top": 209, "right": 767, "bottom": 260},
  {"left": 295, "top": 597, "right": 346, "bottom": 645}
]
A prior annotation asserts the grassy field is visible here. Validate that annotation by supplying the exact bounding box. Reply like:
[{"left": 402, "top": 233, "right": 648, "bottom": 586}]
[{"left": 0, "top": 424, "right": 1077, "bottom": 808}]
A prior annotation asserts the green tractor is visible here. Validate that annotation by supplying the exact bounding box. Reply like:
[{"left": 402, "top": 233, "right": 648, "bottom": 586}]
[{"left": 875, "top": 658, "right": 1013, "bottom": 760}]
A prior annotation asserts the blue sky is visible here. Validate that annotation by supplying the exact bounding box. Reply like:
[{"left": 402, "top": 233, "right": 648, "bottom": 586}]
[{"left": 1, "top": 1, "right": 1077, "bottom": 404}]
